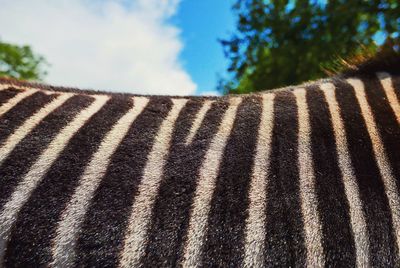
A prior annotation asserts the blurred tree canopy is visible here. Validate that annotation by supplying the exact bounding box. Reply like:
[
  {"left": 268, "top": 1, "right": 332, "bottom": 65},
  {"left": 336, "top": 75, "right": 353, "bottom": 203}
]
[
  {"left": 220, "top": 0, "right": 400, "bottom": 94},
  {"left": 0, "top": 40, "right": 48, "bottom": 80}
]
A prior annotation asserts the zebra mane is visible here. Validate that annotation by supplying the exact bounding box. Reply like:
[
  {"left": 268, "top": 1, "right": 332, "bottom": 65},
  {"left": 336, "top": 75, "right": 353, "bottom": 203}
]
[
  {"left": 1, "top": 48, "right": 400, "bottom": 96},
  {"left": 328, "top": 48, "right": 400, "bottom": 78}
]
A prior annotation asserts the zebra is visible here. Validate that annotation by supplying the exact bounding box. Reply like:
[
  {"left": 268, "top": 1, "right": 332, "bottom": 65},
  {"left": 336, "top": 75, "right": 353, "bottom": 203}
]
[{"left": 0, "top": 55, "right": 398, "bottom": 267}]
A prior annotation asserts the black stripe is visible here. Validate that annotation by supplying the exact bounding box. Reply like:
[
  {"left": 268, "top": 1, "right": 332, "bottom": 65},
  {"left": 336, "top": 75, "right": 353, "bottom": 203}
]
[
  {"left": 0, "top": 88, "right": 19, "bottom": 105},
  {"left": 307, "top": 86, "right": 356, "bottom": 266},
  {"left": 0, "top": 91, "right": 55, "bottom": 145},
  {"left": 0, "top": 95, "right": 90, "bottom": 211},
  {"left": 364, "top": 76, "right": 400, "bottom": 193},
  {"left": 200, "top": 96, "right": 261, "bottom": 266},
  {"left": 3, "top": 96, "right": 130, "bottom": 266},
  {"left": 140, "top": 99, "right": 228, "bottom": 267},
  {"left": 263, "top": 91, "right": 306, "bottom": 266},
  {"left": 390, "top": 73, "right": 400, "bottom": 100},
  {"left": 74, "top": 97, "right": 172, "bottom": 267},
  {"left": 335, "top": 79, "right": 397, "bottom": 266}
]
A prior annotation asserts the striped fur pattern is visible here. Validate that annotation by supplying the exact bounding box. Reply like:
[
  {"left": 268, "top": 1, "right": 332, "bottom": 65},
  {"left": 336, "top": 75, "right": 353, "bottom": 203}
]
[{"left": 0, "top": 70, "right": 398, "bottom": 267}]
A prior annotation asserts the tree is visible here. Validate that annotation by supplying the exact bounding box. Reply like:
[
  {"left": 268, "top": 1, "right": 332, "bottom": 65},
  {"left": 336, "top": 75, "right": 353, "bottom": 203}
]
[
  {"left": 0, "top": 40, "right": 48, "bottom": 80},
  {"left": 220, "top": 0, "right": 400, "bottom": 94}
]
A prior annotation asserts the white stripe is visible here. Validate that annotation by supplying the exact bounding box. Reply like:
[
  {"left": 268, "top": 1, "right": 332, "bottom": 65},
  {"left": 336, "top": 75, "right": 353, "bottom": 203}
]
[
  {"left": 0, "top": 95, "right": 108, "bottom": 264},
  {"left": 294, "top": 88, "right": 324, "bottom": 267},
  {"left": 119, "top": 98, "right": 188, "bottom": 268},
  {"left": 243, "top": 94, "right": 274, "bottom": 267},
  {"left": 0, "top": 93, "right": 73, "bottom": 164},
  {"left": 0, "top": 85, "right": 10, "bottom": 91},
  {"left": 182, "top": 97, "right": 242, "bottom": 267},
  {"left": 0, "top": 89, "right": 39, "bottom": 116},
  {"left": 185, "top": 100, "right": 213, "bottom": 145},
  {"left": 348, "top": 78, "right": 400, "bottom": 258},
  {"left": 322, "top": 82, "right": 370, "bottom": 267},
  {"left": 51, "top": 97, "right": 149, "bottom": 267},
  {"left": 376, "top": 72, "right": 400, "bottom": 124}
]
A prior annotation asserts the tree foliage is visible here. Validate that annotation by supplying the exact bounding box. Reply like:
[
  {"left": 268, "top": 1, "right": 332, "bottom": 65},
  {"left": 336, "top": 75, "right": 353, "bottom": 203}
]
[
  {"left": 0, "top": 40, "right": 48, "bottom": 80},
  {"left": 220, "top": 0, "right": 400, "bottom": 93}
]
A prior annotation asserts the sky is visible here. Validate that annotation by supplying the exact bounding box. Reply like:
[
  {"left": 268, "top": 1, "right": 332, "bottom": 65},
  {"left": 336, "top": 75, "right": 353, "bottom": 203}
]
[
  {"left": 173, "top": 0, "right": 236, "bottom": 95},
  {"left": 0, "top": 0, "right": 236, "bottom": 96}
]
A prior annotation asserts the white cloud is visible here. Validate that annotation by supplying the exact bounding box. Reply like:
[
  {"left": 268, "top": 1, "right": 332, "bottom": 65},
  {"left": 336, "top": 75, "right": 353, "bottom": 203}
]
[{"left": 0, "top": 0, "right": 197, "bottom": 95}]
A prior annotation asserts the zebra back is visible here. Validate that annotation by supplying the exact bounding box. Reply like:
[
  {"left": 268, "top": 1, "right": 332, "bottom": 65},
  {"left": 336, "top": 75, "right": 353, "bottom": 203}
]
[{"left": 0, "top": 67, "right": 398, "bottom": 267}]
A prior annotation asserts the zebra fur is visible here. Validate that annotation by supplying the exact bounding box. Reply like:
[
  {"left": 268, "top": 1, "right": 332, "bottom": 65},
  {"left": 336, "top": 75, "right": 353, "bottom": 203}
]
[{"left": 0, "top": 68, "right": 398, "bottom": 267}]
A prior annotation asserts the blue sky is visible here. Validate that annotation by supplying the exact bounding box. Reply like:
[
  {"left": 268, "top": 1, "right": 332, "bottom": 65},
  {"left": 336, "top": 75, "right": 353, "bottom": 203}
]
[{"left": 173, "top": 0, "right": 236, "bottom": 95}]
